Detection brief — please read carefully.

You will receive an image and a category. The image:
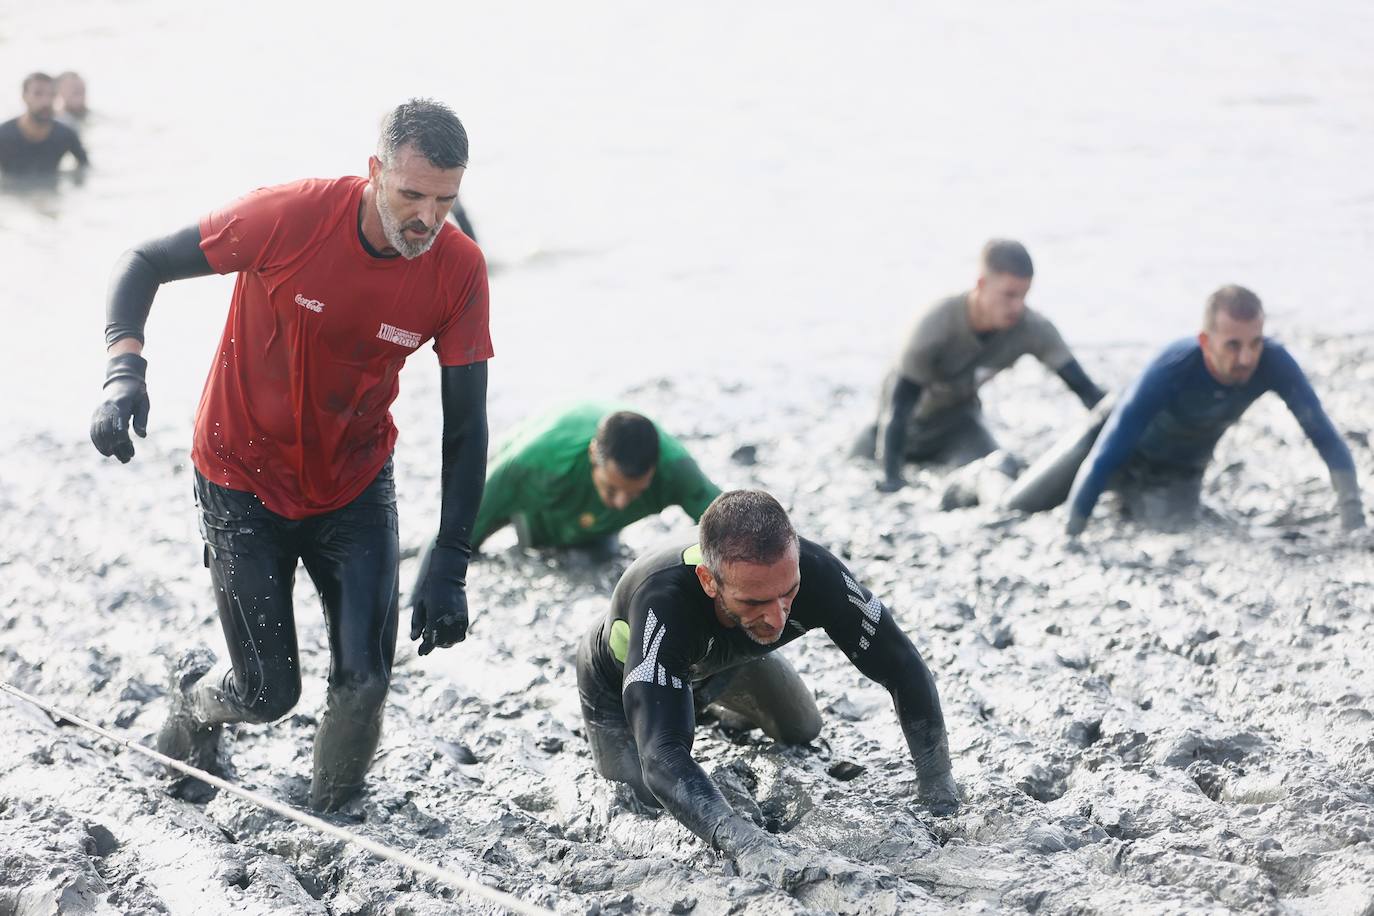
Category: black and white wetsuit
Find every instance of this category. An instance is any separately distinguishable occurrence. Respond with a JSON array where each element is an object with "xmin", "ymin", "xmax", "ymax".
[{"xmin": 576, "ymin": 534, "xmax": 955, "ymax": 846}]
